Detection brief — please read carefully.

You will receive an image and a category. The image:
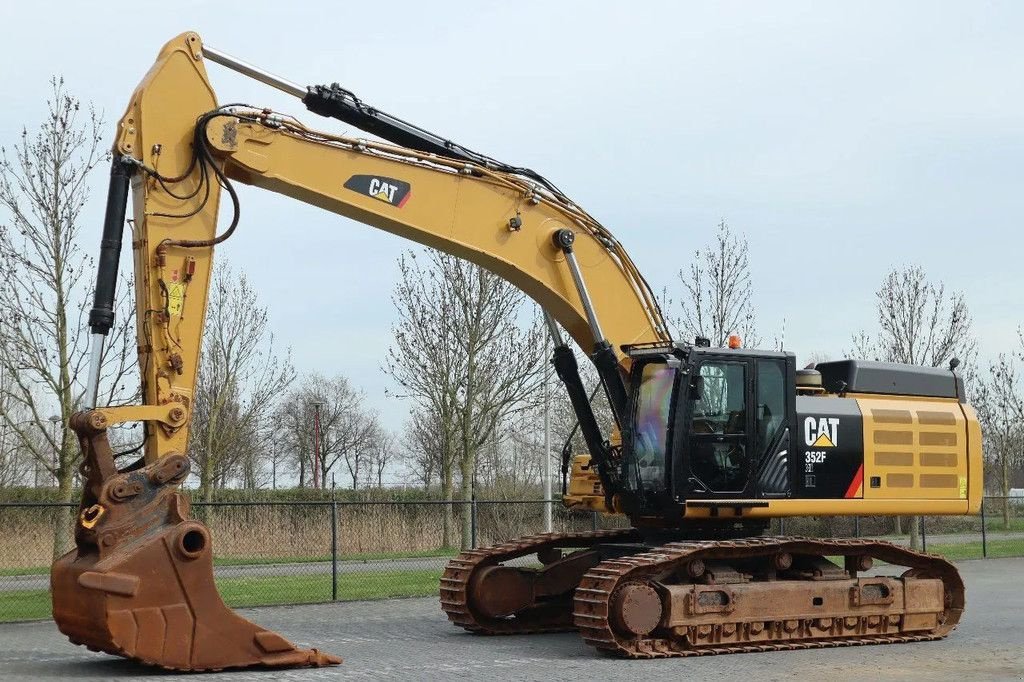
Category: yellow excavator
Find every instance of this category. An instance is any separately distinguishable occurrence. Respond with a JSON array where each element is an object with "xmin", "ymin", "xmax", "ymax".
[{"xmin": 53, "ymin": 32, "xmax": 983, "ymax": 670}]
